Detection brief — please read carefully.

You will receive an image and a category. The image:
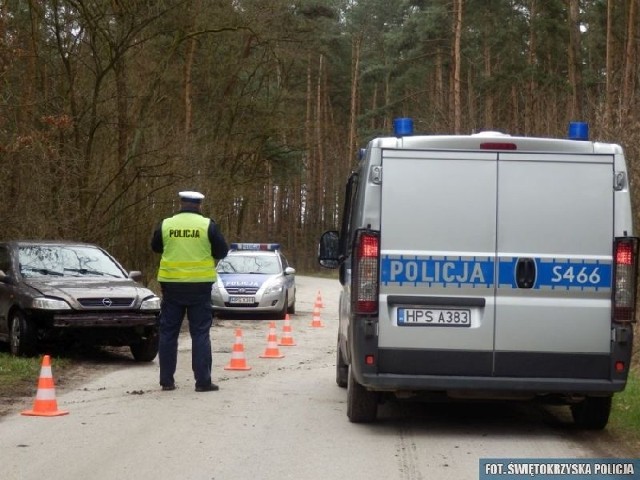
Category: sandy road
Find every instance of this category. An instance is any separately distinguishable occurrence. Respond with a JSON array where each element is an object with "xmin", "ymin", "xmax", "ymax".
[{"xmin": 0, "ymin": 275, "xmax": 634, "ymax": 480}]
